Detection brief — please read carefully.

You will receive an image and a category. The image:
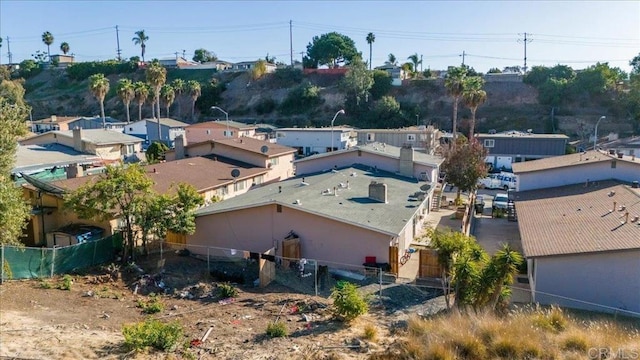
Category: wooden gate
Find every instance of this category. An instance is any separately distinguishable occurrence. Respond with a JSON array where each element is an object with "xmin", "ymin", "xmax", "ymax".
[
  {"xmin": 259, "ymin": 248, "xmax": 276, "ymax": 288},
  {"xmin": 166, "ymin": 231, "xmax": 186, "ymax": 245},
  {"xmin": 282, "ymin": 236, "xmax": 301, "ymax": 268},
  {"xmin": 419, "ymin": 248, "xmax": 442, "ymax": 278},
  {"xmin": 389, "ymin": 246, "xmax": 399, "ymax": 275}
]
